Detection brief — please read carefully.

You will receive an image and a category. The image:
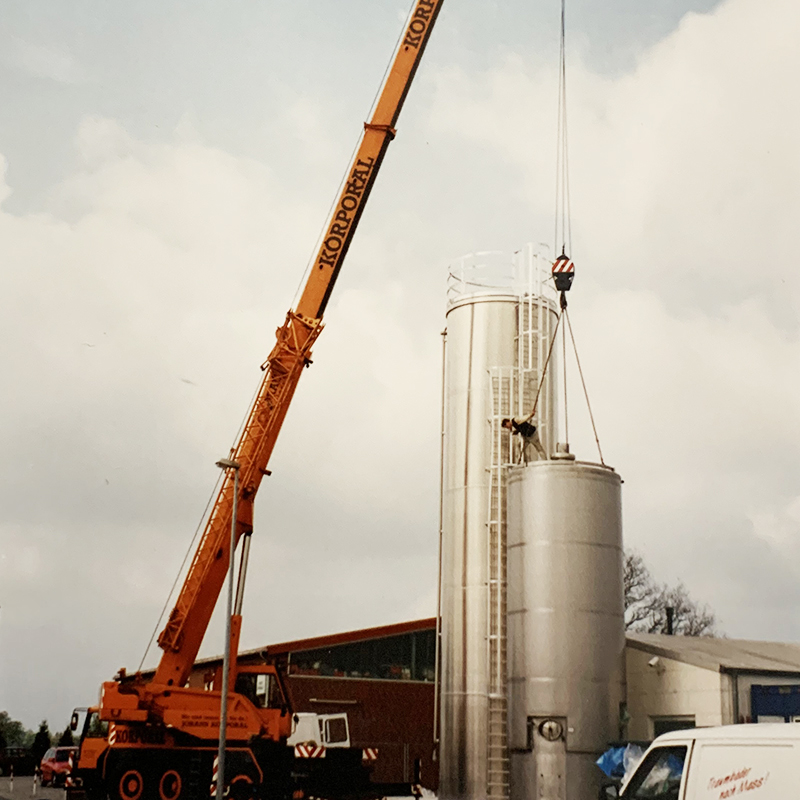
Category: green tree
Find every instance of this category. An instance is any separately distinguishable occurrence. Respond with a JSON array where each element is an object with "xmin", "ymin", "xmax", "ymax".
[
  {"xmin": 0, "ymin": 712, "xmax": 32, "ymax": 748},
  {"xmin": 31, "ymin": 721, "xmax": 52, "ymax": 763},
  {"xmin": 56, "ymin": 728, "xmax": 74, "ymax": 747}
]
